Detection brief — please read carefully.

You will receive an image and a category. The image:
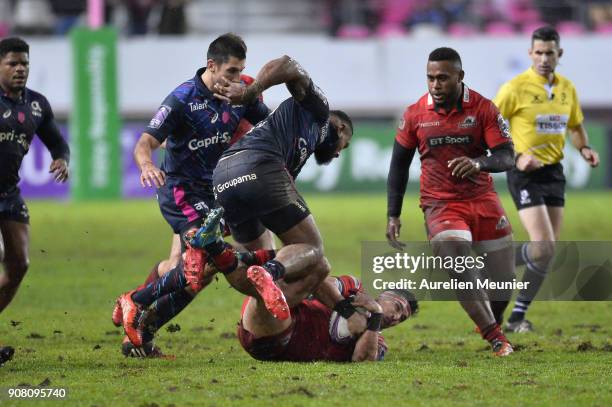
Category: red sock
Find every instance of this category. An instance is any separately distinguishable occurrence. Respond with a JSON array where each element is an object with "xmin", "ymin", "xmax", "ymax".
[
  {"xmin": 481, "ymin": 323, "xmax": 506, "ymax": 343},
  {"xmin": 254, "ymin": 249, "xmax": 276, "ymax": 265},
  {"xmin": 212, "ymin": 249, "xmax": 238, "ymax": 273}
]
